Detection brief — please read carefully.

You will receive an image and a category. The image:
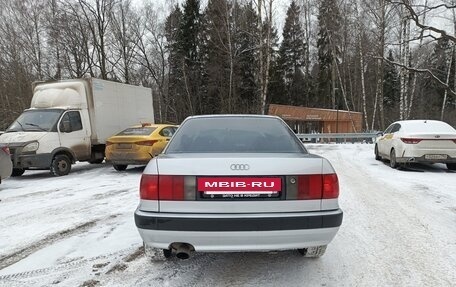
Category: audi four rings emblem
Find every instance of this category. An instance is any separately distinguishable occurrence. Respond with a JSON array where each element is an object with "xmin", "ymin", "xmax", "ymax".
[{"xmin": 230, "ymin": 164, "xmax": 250, "ymax": 170}]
